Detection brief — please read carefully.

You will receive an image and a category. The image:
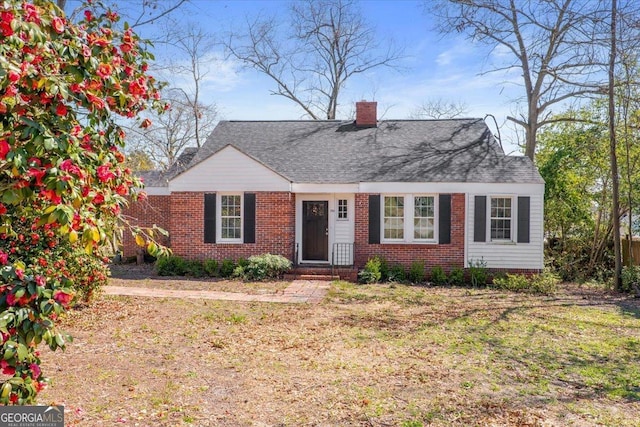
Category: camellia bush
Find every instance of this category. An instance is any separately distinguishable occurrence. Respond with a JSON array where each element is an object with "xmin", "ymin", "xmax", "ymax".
[{"xmin": 0, "ymin": 0, "xmax": 168, "ymax": 404}]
